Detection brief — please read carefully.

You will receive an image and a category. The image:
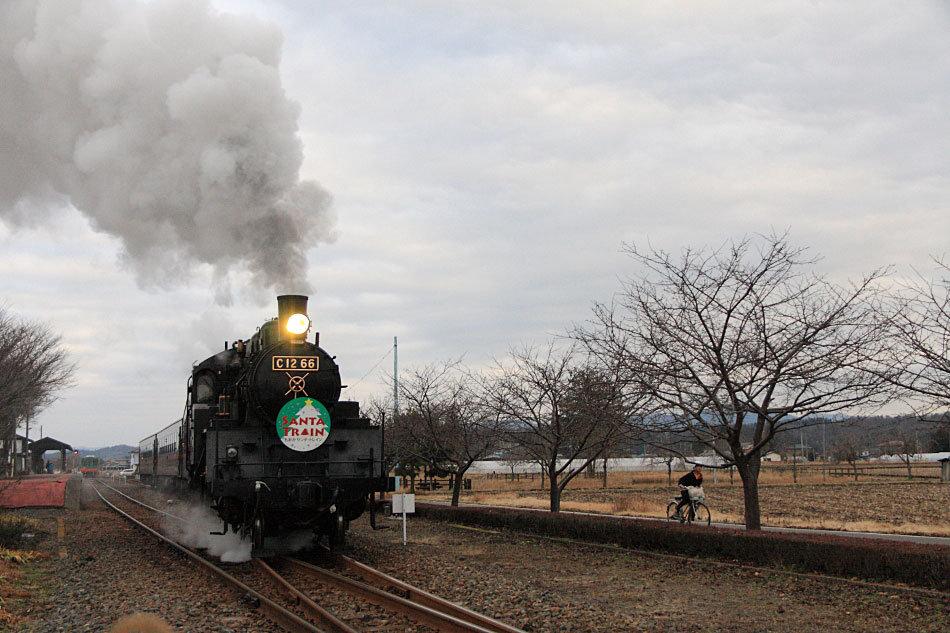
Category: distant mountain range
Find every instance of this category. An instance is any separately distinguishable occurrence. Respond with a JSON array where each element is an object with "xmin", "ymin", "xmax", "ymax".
[{"xmin": 71, "ymin": 445, "xmax": 136, "ymax": 461}]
